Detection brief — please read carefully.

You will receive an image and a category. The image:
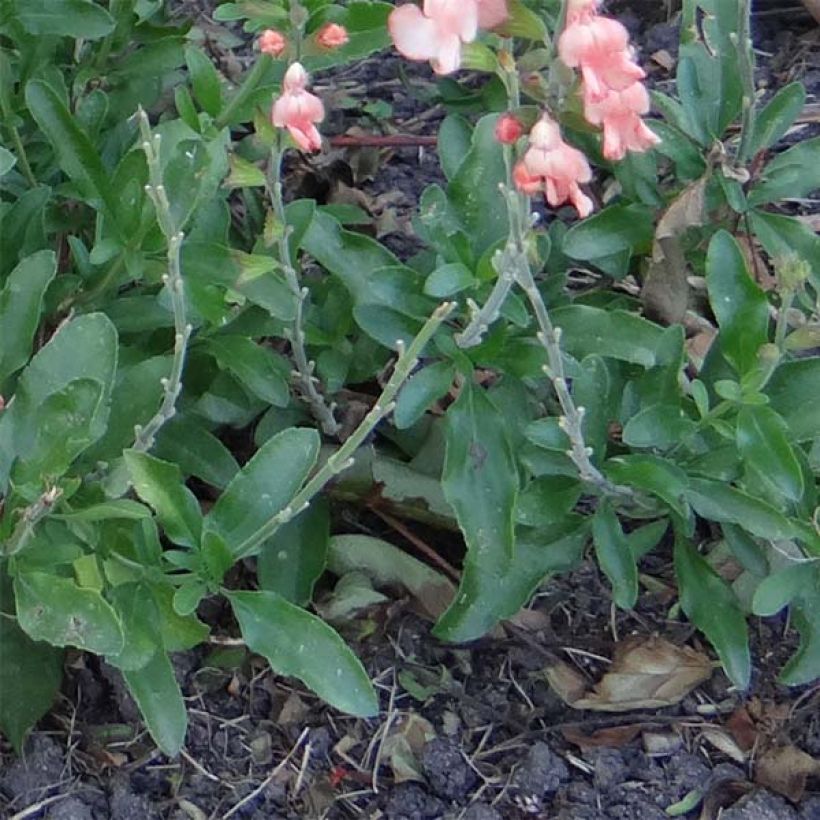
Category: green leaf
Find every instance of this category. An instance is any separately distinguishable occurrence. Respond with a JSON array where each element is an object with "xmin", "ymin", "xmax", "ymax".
[
  {"xmin": 155, "ymin": 416, "xmax": 239, "ymax": 490},
  {"xmin": 592, "ymin": 502, "xmax": 638, "ymax": 609},
  {"xmin": 705, "ymin": 230, "xmax": 769, "ymax": 375},
  {"xmin": 204, "ymin": 336, "xmax": 290, "ymax": 407},
  {"xmin": 622, "ymin": 404, "xmax": 696, "ymax": 449},
  {"xmin": 204, "ymin": 427, "xmax": 320, "ymax": 557},
  {"xmin": 674, "ymin": 538, "xmax": 750, "ymax": 689},
  {"xmin": 736, "ymin": 405, "xmax": 804, "ymax": 502},
  {"xmin": 442, "ymin": 382, "xmax": 518, "ymax": 566},
  {"xmin": 185, "ymin": 45, "xmax": 222, "ymax": 117},
  {"xmin": 151, "ymin": 585, "xmax": 209, "ymax": 651},
  {"xmin": 227, "ymin": 590, "xmax": 378, "ymax": 716},
  {"xmin": 437, "ymin": 114, "xmax": 472, "ymax": 180},
  {"xmin": 563, "ymin": 204, "xmax": 654, "ymax": 261},
  {"xmin": 747, "ymin": 81, "xmax": 806, "ymax": 156},
  {"xmin": 124, "ymin": 451, "xmax": 203, "ymax": 548},
  {"xmin": 766, "ymin": 358, "xmax": 820, "ymax": 441},
  {"xmin": 748, "ymin": 137, "xmax": 820, "ymax": 207},
  {"xmin": 394, "ymin": 361, "xmax": 455, "ymax": 430},
  {"xmin": 550, "ymin": 306, "xmax": 666, "ymax": 367},
  {"xmin": 56, "ymin": 500, "xmax": 152, "ymax": 523},
  {"xmin": 16, "ymin": 0, "xmax": 115, "ymax": 39},
  {"xmin": 15, "ymin": 572, "xmax": 124, "ymax": 656},
  {"xmin": 0, "ymin": 616, "xmax": 63, "ymax": 752},
  {"xmin": 752, "ymin": 563, "xmax": 807, "ymax": 617},
  {"xmin": 604, "ymin": 455, "xmax": 689, "ymax": 518},
  {"xmin": 435, "ymin": 519, "xmax": 588, "ymax": 640},
  {"xmin": 257, "ymin": 499, "xmax": 329, "ymax": 606},
  {"xmin": 0, "ymin": 146, "xmax": 16, "ymax": 176},
  {"xmin": 106, "ymin": 584, "xmax": 160, "ymax": 672},
  {"xmin": 122, "ymin": 650, "xmax": 187, "ymax": 756},
  {"xmin": 424, "ymin": 262, "xmax": 475, "ymax": 298},
  {"xmin": 448, "ymin": 114, "xmax": 509, "ymax": 256},
  {"xmin": 781, "ymin": 580, "xmax": 820, "ymax": 686},
  {"xmin": 25, "ymin": 81, "xmax": 120, "ymax": 228},
  {"xmin": 0, "ymin": 251, "xmax": 57, "ymax": 385},
  {"xmin": 686, "ymin": 479, "xmax": 801, "ymax": 542}
]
